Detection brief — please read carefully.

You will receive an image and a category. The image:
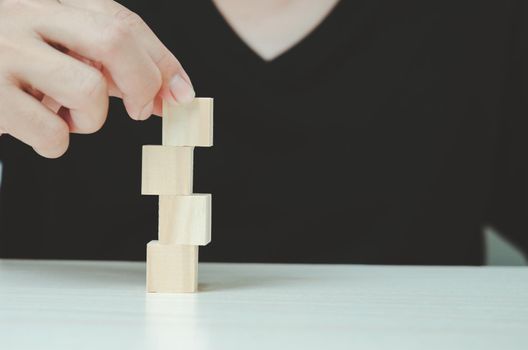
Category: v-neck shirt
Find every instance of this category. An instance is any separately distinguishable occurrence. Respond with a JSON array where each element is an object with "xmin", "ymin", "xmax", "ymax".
[{"xmin": 1, "ymin": 0, "xmax": 527, "ymax": 264}]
